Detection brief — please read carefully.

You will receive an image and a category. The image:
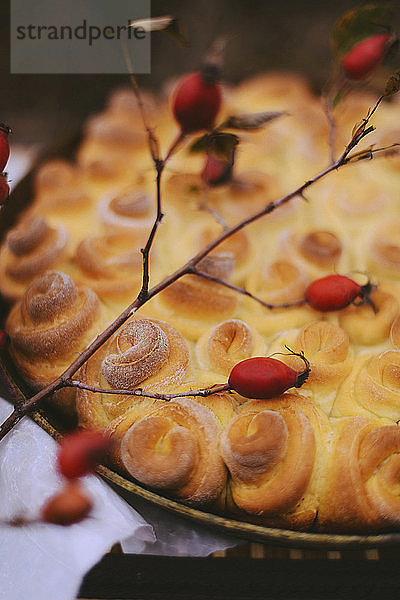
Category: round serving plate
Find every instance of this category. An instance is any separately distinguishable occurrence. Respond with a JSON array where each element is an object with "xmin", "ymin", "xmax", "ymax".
[{"xmin": 2, "ymin": 138, "xmax": 400, "ymax": 551}]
